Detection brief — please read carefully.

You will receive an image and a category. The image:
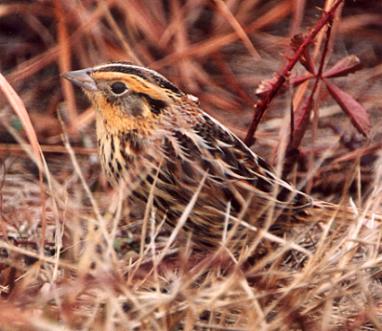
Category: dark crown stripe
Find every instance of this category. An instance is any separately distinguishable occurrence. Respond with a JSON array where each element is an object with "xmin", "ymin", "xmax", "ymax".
[{"xmin": 94, "ymin": 64, "xmax": 183, "ymax": 95}]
